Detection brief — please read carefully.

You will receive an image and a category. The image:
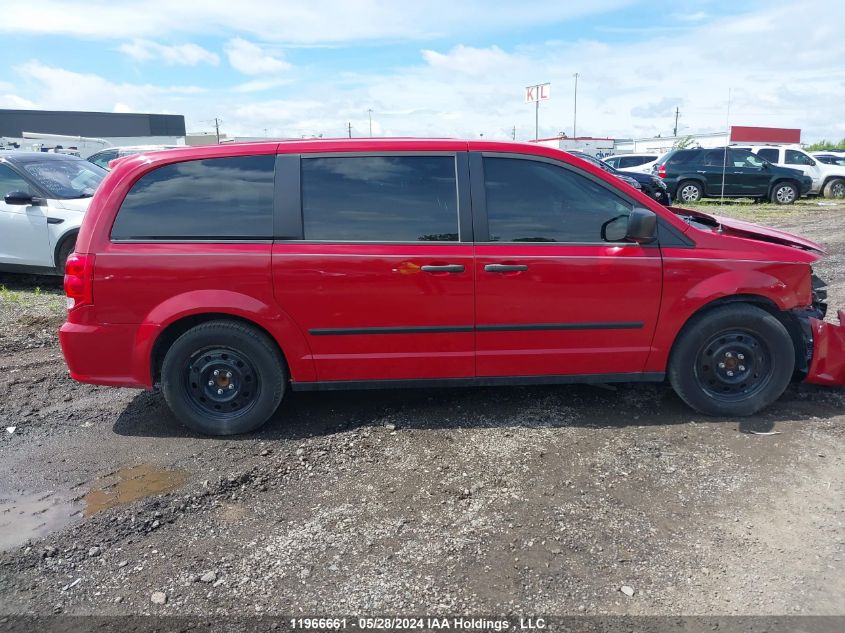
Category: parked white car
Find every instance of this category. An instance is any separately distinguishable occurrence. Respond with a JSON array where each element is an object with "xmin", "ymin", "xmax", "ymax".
[
  {"xmin": 0, "ymin": 153, "xmax": 106, "ymax": 274},
  {"xmin": 736, "ymin": 145, "xmax": 845, "ymax": 199},
  {"xmin": 602, "ymin": 153, "xmax": 660, "ymax": 173},
  {"xmin": 87, "ymin": 145, "xmax": 182, "ymax": 170}
]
